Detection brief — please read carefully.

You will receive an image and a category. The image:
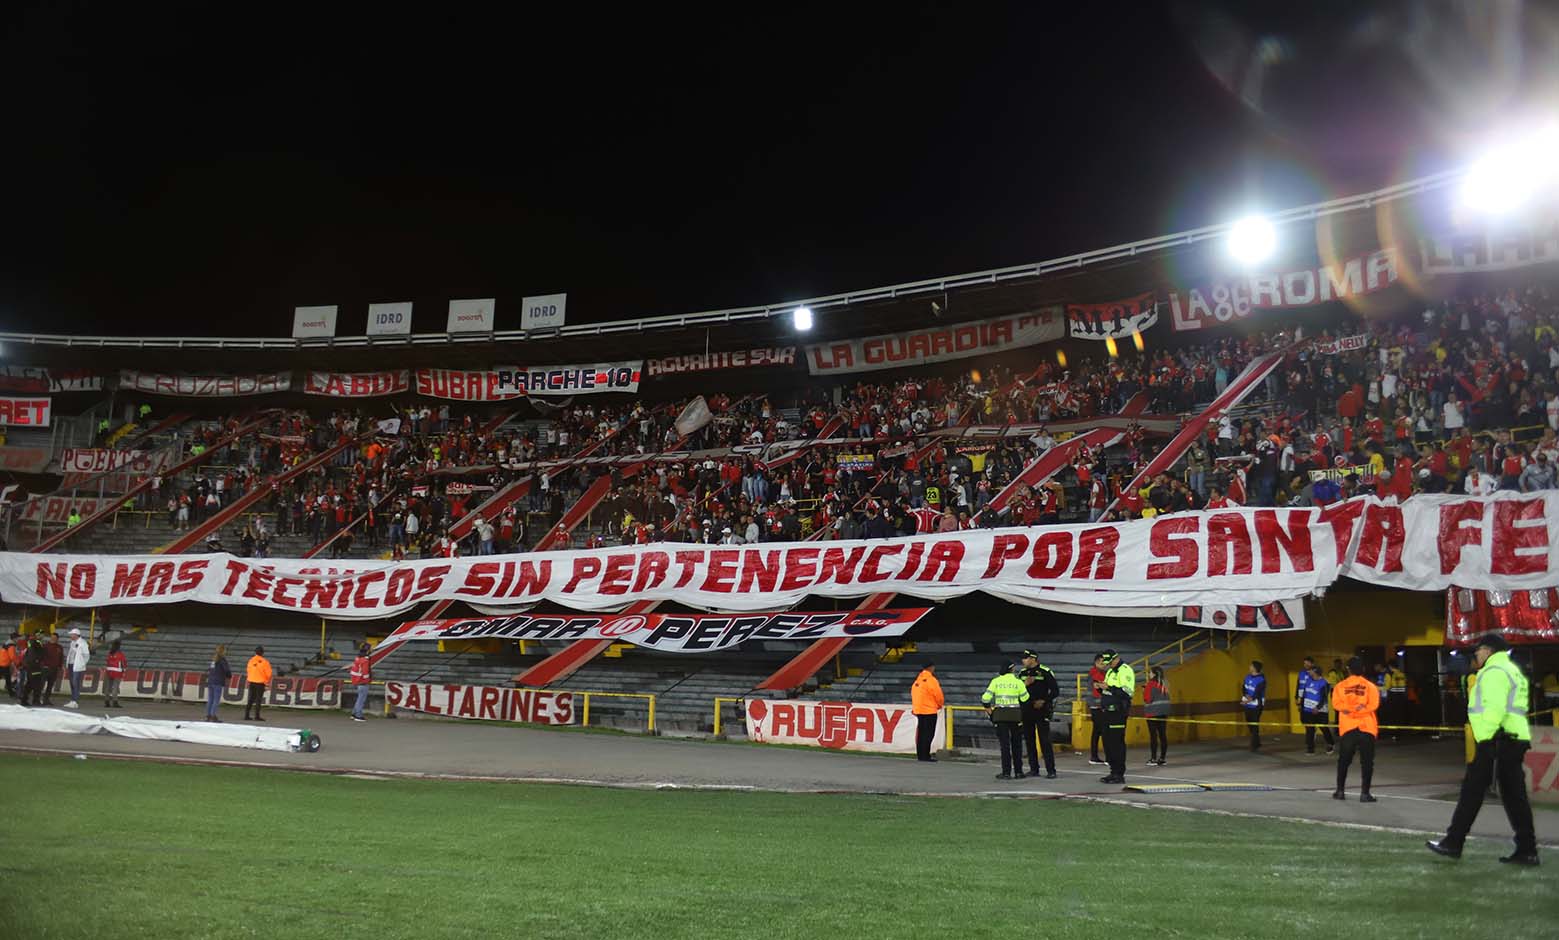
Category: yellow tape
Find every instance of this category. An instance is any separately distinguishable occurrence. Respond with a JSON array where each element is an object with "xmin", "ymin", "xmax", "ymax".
[{"xmin": 1145, "ymin": 715, "xmax": 1462, "ymax": 734}]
